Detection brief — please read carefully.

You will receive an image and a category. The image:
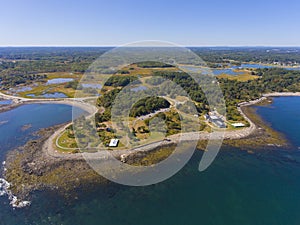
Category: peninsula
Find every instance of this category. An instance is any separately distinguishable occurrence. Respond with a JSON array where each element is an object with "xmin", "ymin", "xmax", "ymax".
[{"xmin": 1, "ymin": 47, "xmax": 300, "ymax": 205}]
